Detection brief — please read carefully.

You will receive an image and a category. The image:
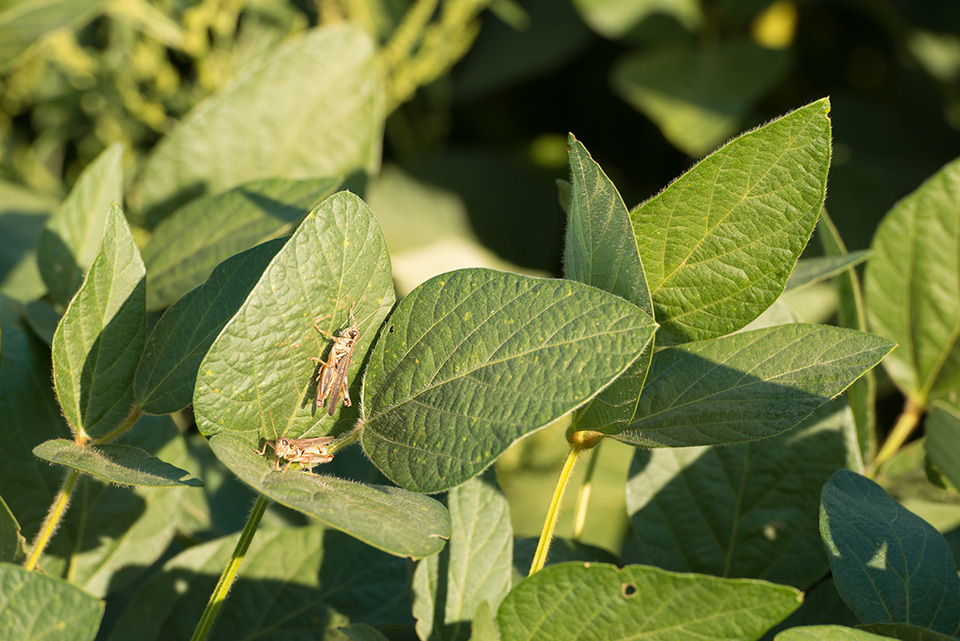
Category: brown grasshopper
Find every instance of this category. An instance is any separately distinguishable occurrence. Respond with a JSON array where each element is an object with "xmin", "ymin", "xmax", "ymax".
[
  {"xmin": 258, "ymin": 411, "xmax": 335, "ymax": 471},
  {"xmin": 308, "ymin": 304, "xmax": 370, "ymax": 416}
]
